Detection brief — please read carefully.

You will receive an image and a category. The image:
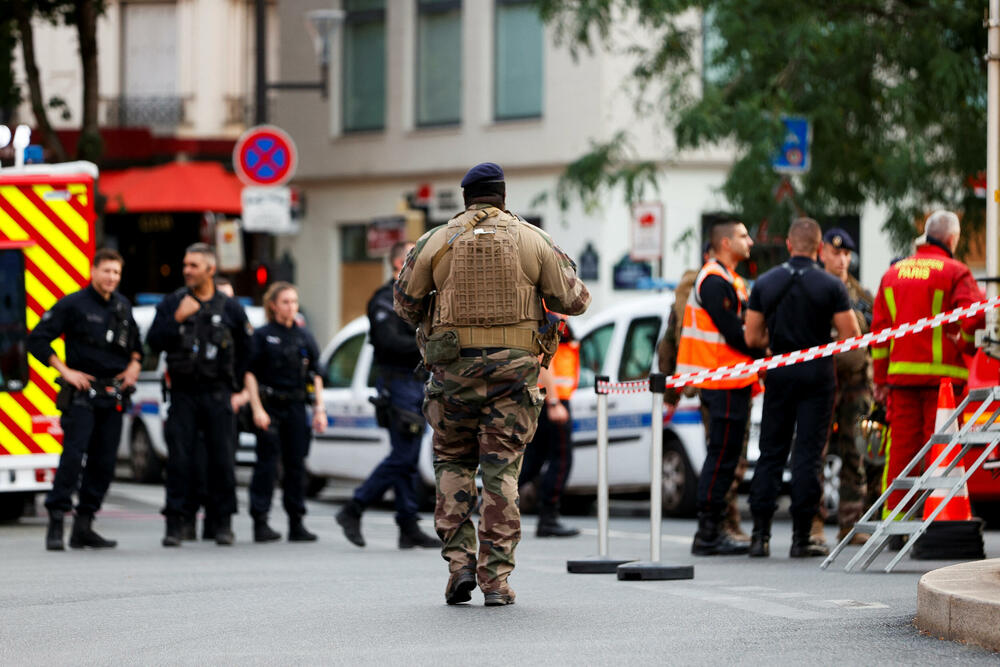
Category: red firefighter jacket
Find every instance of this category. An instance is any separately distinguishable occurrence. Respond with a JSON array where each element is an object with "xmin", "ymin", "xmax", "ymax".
[{"xmin": 871, "ymin": 242, "xmax": 984, "ymax": 387}]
